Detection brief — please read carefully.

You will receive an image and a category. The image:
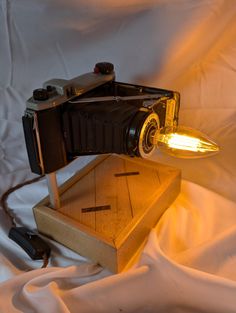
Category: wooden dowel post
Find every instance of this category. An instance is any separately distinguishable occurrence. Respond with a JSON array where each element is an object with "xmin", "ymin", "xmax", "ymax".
[{"xmin": 46, "ymin": 172, "xmax": 60, "ymax": 209}]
